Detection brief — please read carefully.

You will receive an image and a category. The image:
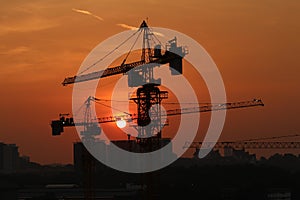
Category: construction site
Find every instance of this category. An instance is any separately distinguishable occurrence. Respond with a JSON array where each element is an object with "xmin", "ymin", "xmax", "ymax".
[{"xmin": 42, "ymin": 21, "xmax": 300, "ymax": 200}]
